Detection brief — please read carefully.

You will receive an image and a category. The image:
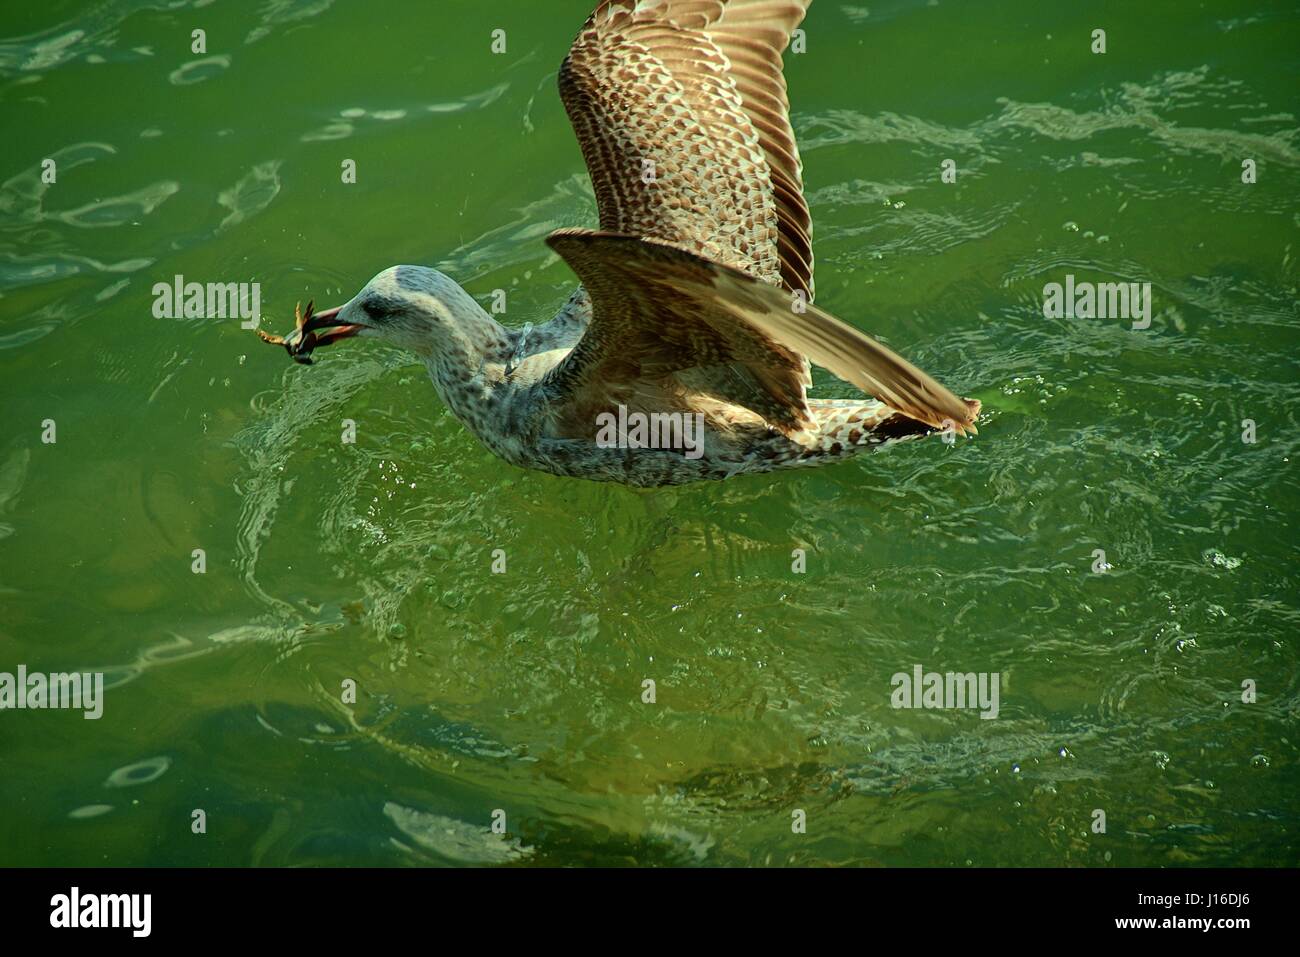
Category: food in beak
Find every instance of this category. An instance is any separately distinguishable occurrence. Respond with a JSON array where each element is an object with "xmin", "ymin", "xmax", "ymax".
[{"xmin": 256, "ymin": 300, "xmax": 362, "ymax": 365}]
